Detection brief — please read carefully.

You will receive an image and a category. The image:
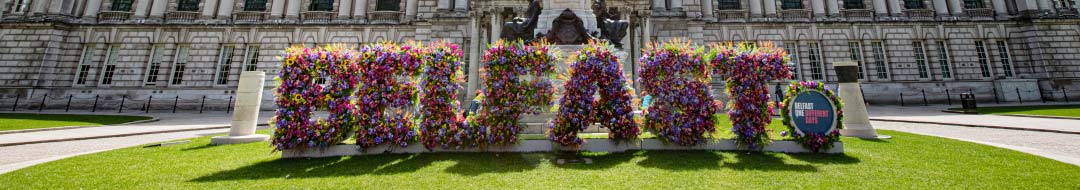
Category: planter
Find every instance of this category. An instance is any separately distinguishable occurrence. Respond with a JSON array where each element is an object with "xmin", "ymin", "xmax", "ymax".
[{"xmin": 281, "ymin": 139, "xmax": 844, "ymax": 158}]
